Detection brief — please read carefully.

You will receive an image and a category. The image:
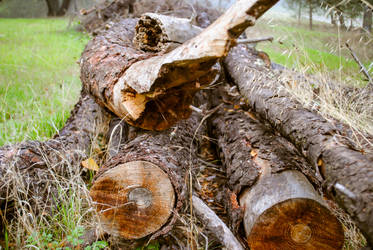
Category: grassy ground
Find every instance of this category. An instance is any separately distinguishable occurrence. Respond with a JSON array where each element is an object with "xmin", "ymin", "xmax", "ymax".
[
  {"xmin": 248, "ymin": 18, "xmax": 373, "ymax": 81},
  {"xmin": 0, "ymin": 18, "xmax": 89, "ymax": 146}
]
